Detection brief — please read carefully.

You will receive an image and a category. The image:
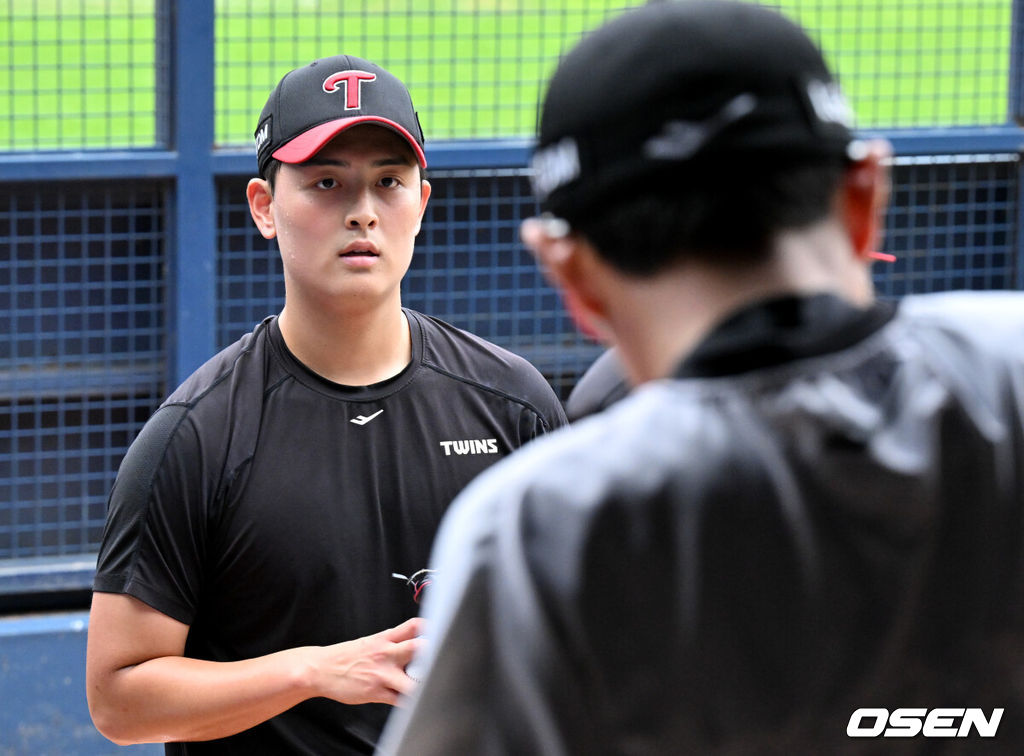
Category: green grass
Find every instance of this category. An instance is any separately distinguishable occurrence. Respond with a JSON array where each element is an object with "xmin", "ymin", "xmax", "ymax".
[{"xmin": 0, "ymin": 0, "xmax": 1013, "ymax": 152}]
